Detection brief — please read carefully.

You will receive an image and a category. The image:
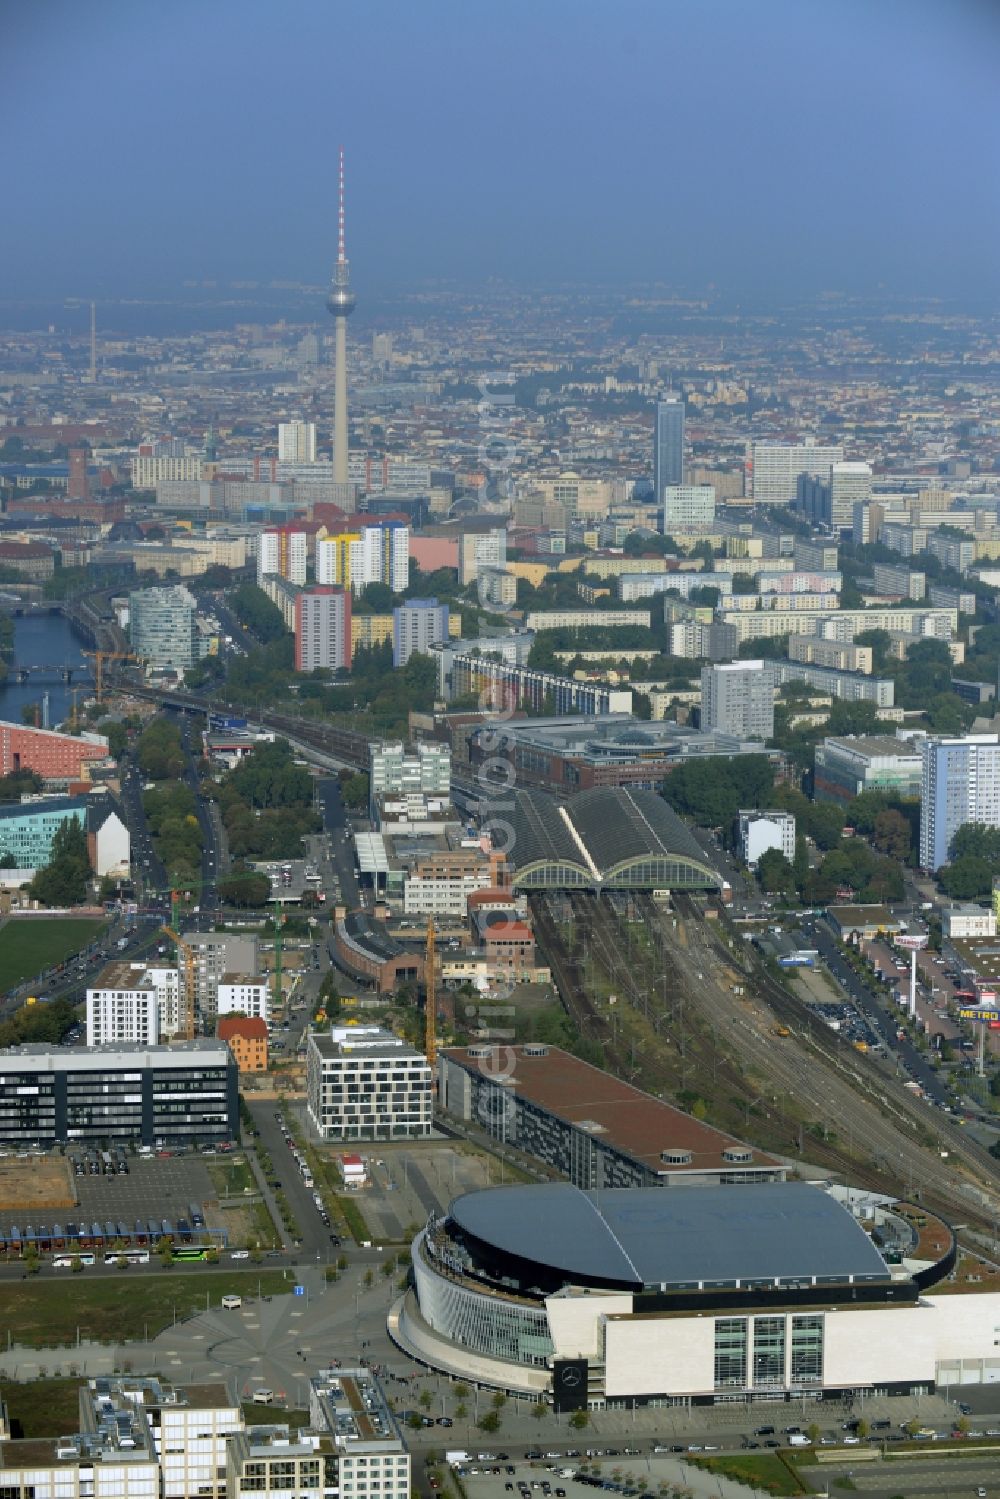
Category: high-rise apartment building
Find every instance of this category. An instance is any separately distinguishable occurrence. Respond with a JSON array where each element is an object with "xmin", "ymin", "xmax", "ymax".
[
  {"xmin": 294, "ymin": 585, "xmax": 352, "ymax": 672},
  {"xmin": 257, "ymin": 527, "xmax": 308, "ymax": 586},
  {"xmin": 86, "ymin": 962, "xmax": 163, "ymax": 1047},
  {"xmin": 661, "ymin": 484, "xmax": 715, "ymax": 529},
  {"xmin": 700, "ymin": 660, "xmax": 775, "ymax": 741},
  {"xmin": 277, "ymin": 420, "xmax": 317, "ymax": 464},
  {"xmin": 751, "ymin": 440, "xmax": 844, "ymax": 506},
  {"xmin": 653, "ymin": 397, "xmax": 685, "ymax": 499},
  {"xmin": 392, "ymin": 599, "xmax": 449, "ymax": 667},
  {"xmin": 919, "ymin": 734, "xmax": 1000, "ymax": 872},
  {"xmin": 458, "ymin": 527, "xmax": 508, "ymax": 584},
  {"xmin": 129, "ymin": 585, "xmax": 202, "ymax": 672},
  {"xmin": 316, "ymin": 521, "xmax": 409, "ymax": 593},
  {"xmin": 829, "ymin": 461, "xmax": 872, "ymax": 530},
  {"xmin": 181, "ymin": 931, "xmax": 259, "ymax": 1026}
]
